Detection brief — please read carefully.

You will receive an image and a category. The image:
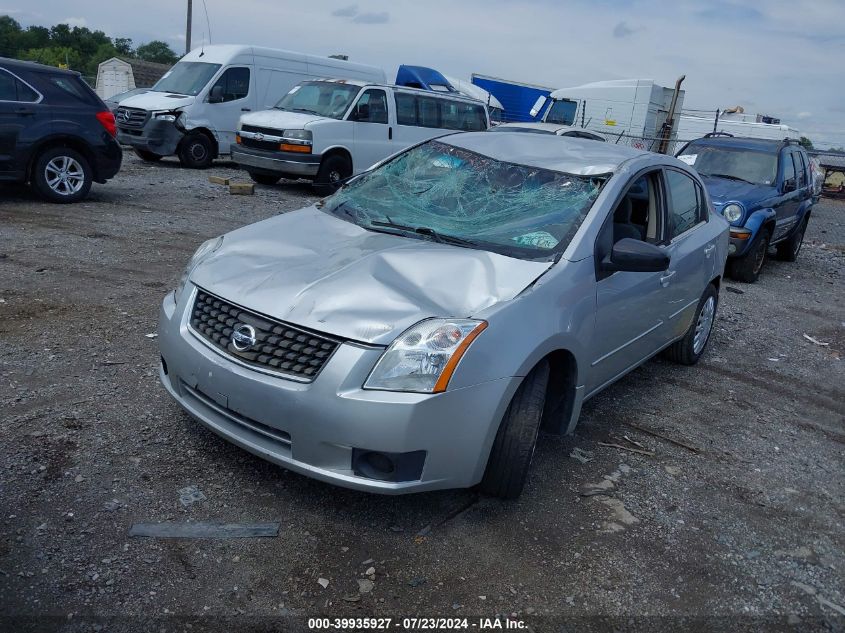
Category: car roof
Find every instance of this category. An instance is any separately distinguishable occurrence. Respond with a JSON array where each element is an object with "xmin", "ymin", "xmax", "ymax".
[
  {"xmin": 686, "ymin": 135, "xmax": 798, "ymax": 153},
  {"xmin": 0, "ymin": 56, "xmax": 78, "ymax": 76},
  {"xmin": 441, "ymin": 131, "xmax": 649, "ymax": 175},
  {"xmin": 310, "ymin": 78, "xmax": 486, "ymax": 105}
]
